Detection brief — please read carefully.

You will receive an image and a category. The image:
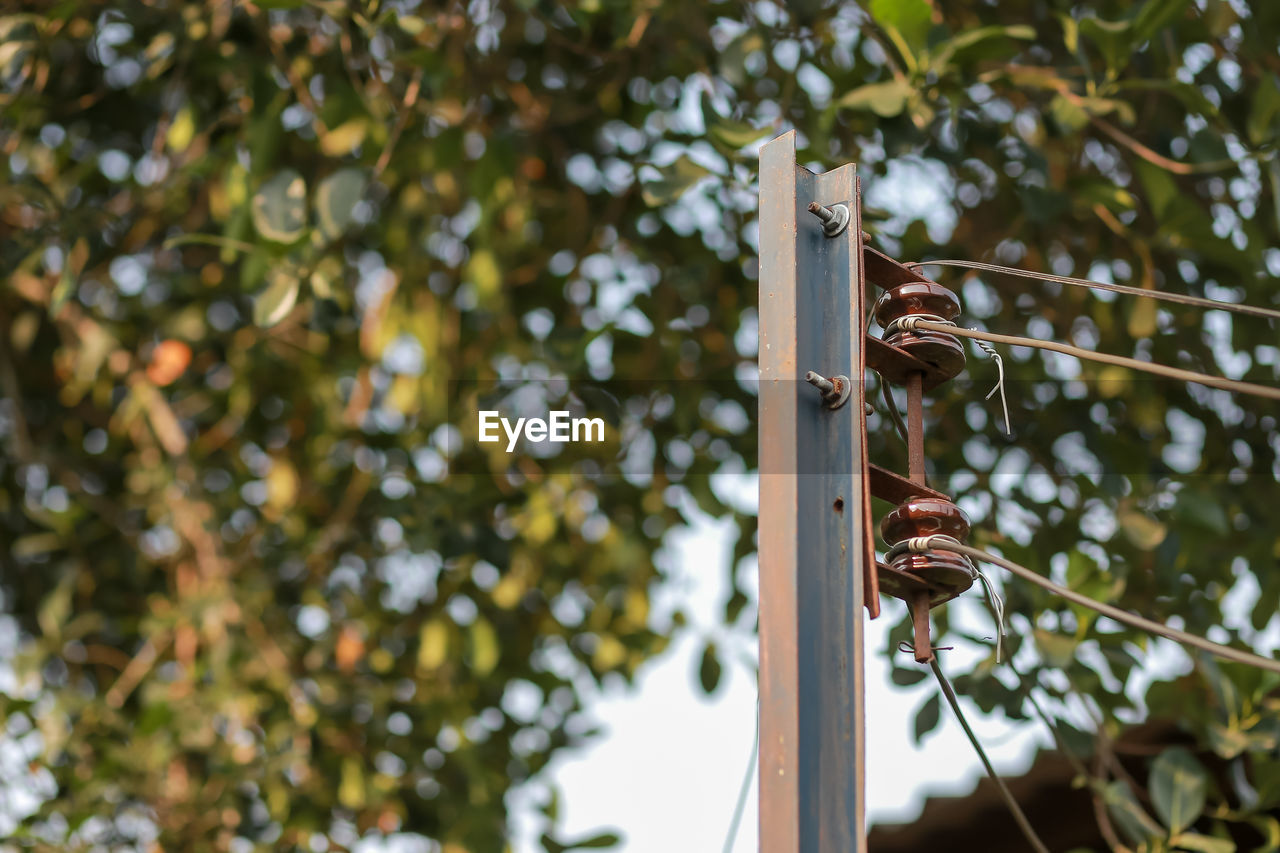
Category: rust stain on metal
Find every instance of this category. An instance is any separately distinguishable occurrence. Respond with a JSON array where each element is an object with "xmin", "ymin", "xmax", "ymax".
[
  {"xmin": 868, "ymin": 462, "xmax": 950, "ymax": 505},
  {"xmin": 906, "ymin": 372, "xmax": 926, "ymax": 485}
]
